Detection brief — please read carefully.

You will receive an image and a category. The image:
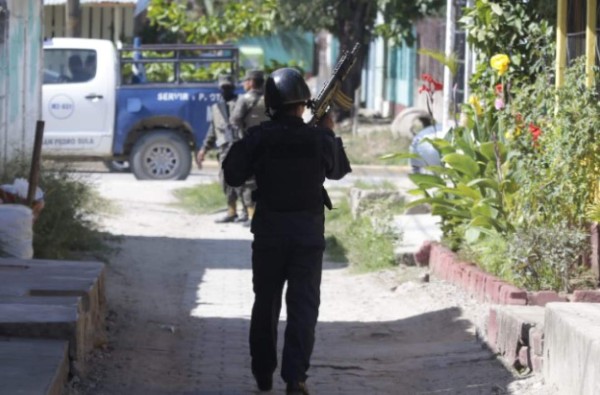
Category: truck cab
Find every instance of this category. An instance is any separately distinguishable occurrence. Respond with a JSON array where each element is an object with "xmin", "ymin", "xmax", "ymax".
[
  {"xmin": 42, "ymin": 38, "xmax": 240, "ymax": 180},
  {"xmin": 43, "ymin": 38, "xmax": 117, "ymax": 158}
]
